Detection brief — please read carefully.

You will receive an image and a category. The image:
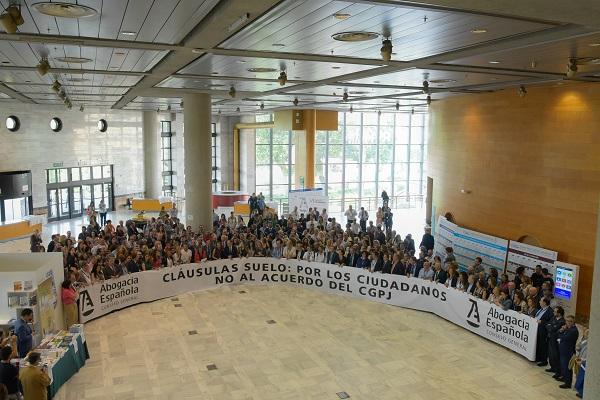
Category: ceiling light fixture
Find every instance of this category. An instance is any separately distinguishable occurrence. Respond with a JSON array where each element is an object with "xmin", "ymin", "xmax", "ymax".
[
  {"xmin": 349, "ymin": 105, "xmax": 353, "ymax": 113},
  {"xmin": 380, "ymin": 38, "xmax": 393, "ymax": 62},
  {"xmin": 32, "ymin": 2, "xmax": 98, "ymax": 18},
  {"xmin": 0, "ymin": 4, "xmax": 24, "ymax": 34},
  {"xmin": 422, "ymin": 80, "xmax": 429, "ymax": 94},
  {"xmin": 277, "ymin": 70, "xmax": 287, "ymax": 86},
  {"xmin": 227, "ymin": 12, "xmax": 250, "ymax": 33},
  {"xmin": 272, "ymin": 43, "xmax": 285, "ymax": 47},
  {"xmin": 395, "ymin": 101, "xmax": 399, "ymax": 111},
  {"xmin": 332, "ymin": 31, "xmax": 379, "ymax": 42},
  {"xmin": 236, "ymin": 107, "xmax": 240, "ymax": 112},
  {"xmin": 120, "ymin": 31, "xmax": 137, "ymax": 36},
  {"xmin": 260, "ymin": 102, "xmax": 264, "ymax": 110},
  {"xmin": 331, "ymin": 66, "xmax": 341, "ymax": 69},
  {"xmin": 55, "ymin": 56, "xmax": 93, "ymax": 63},
  {"xmin": 333, "ymin": 13, "xmax": 351, "ymax": 20},
  {"xmin": 36, "ymin": 57, "xmax": 50, "ymax": 76},
  {"xmin": 228, "ymin": 86, "xmax": 236, "ymax": 98},
  {"xmin": 488, "ymin": 60, "xmax": 500, "ymax": 64},
  {"xmin": 293, "ymin": 97, "xmax": 299, "ymax": 106},
  {"xmin": 342, "ymin": 91, "xmax": 349, "ymax": 102},
  {"xmin": 471, "ymin": 28, "xmax": 487, "ymax": 34},
  {"xmin": 411, "ymin": 107, "xmax": 415, "ymax": 115},
  {"xmin": 566, "ymin": 57, "xmax": 578, "ymax": 78},
  {"xmin": 518, "ymin": 85, "xmax": 527, "ymax": 97},
  {"xmin": 430, "ymin": 79, "xmax": 457, "ymax": 84},
  {"xmin": 236, "ymin": 60, "xmax": 247, "ymax": 64},
  {"xmin": 51, "ymin": 80, "xmax": 61, "ymax": 93},
  {"xmin": 247, "ymin": 67, "xmax": 277, "ymax": 73},
  {"xmin": 79, "ymin": 104, "xmax": 84, "ymax": 112},
  {"xmin": 426, "ymin": 95, "xmax": 432, "ymax": 106}
]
